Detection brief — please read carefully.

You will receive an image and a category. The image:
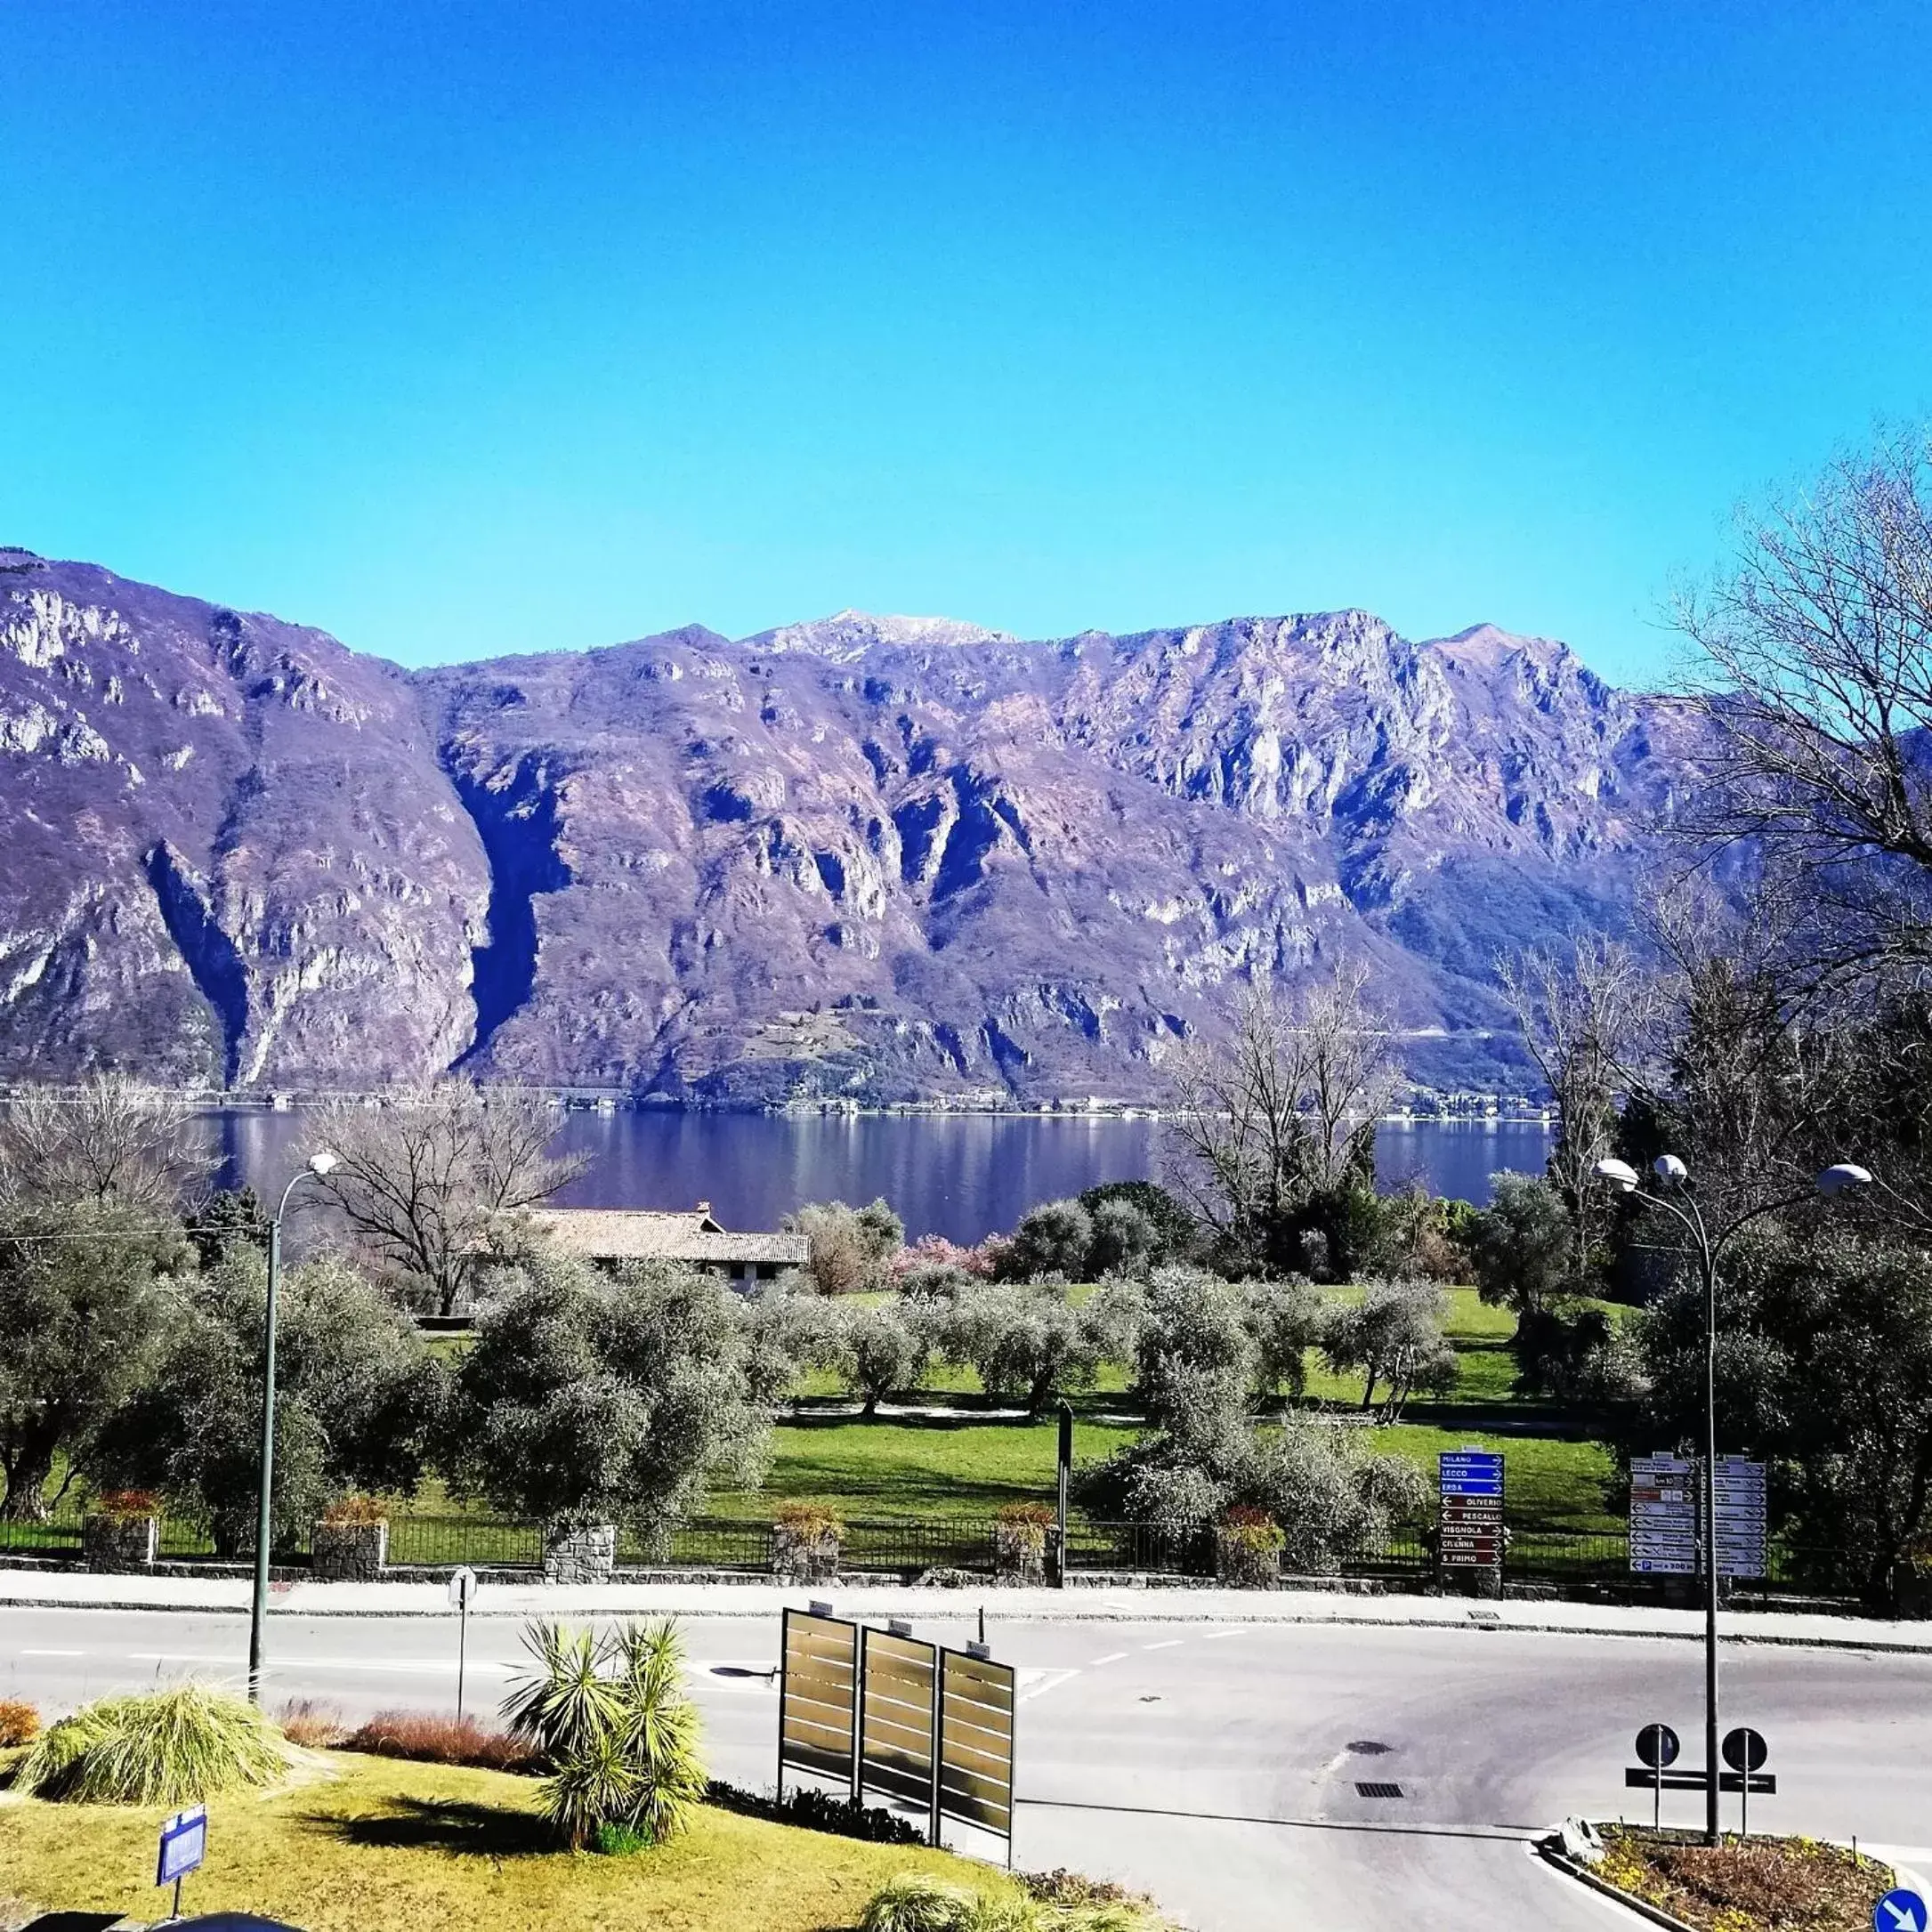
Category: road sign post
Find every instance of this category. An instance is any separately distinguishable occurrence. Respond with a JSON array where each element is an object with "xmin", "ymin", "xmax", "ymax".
[
  {"xmin": 448, "ymin": 1566, "xmax": 478, "ymax": 1723},
  {"xmin": 1633, "ymin": 1723, "xmax": 1679, "ymax": 1830},
  {"xmin": 1721, "ymin": 1726, "xmax": 1768, "ymax": 1838},
  {"xmin": 1438, "ymin": 1449, "xmax": 1505, "ymax": 1595},
  {"xmin": 156, "ymin": 1802, "xmax": 206, "ymax": 1923}
]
